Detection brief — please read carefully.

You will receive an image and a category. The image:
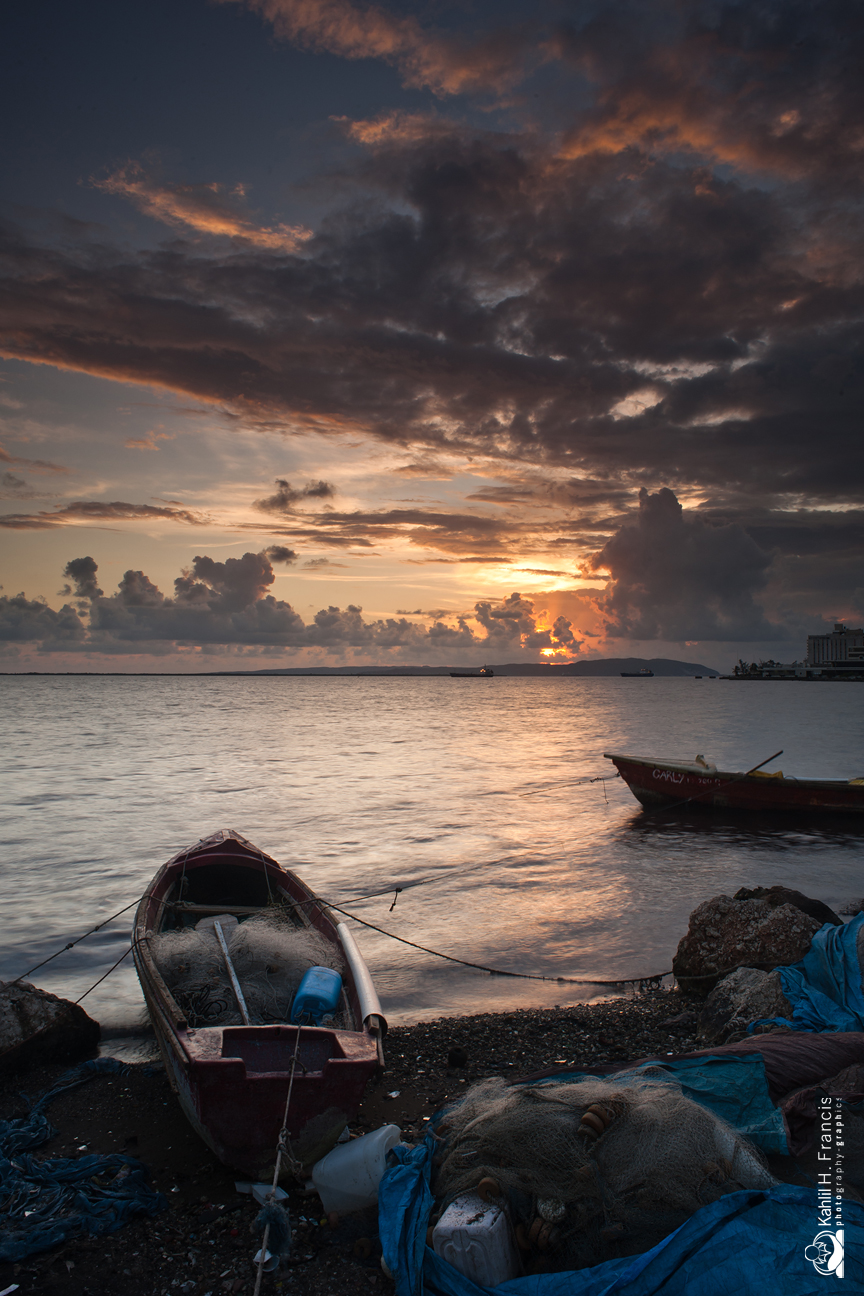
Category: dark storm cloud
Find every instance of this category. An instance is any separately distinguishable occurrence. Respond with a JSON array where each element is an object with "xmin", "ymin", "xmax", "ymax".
[
  {"xmin": 0, "ymin": 501, "xmax": 207, "ymax": 529},
  {"xmin": 254, "ymin": 478, "xmax": 336, "ymax": 514},
  {"xmin": 552, "ymin": 0, "xmax": 864, "ymax": 184},
  {"xmin": 0, "ymin": 0, "xmax": 862, "ymax": 568},
  {"xmin": 0, "ymin": 594, "xmax": 86, "ymax": 645},
  {"xmin": 12, "ymin": 555, "xmax": 580, "ymax": 659},
  {"xmin": 588, "ymin": 487, "xmax": 781, "ymax": 641}
]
